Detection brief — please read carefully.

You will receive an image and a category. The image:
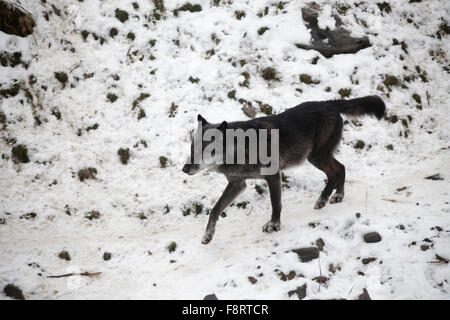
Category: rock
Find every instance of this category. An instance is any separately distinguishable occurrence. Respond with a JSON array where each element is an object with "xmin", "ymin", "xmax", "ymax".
[
  {"xmin": 248, "ymin": 276, "xmax": 257, "ymax": 284},
  {"xmin": 203, "ymin": 293, "xmax": 218, "ymax": 300},
  {"xmin": 425, "ymin": 173, "xmax": 443, "ymax": 181},
  {"xmin": 292, "ymin": 247, "xmax": 319, "ymax": 262},
  {"xmin": 20, "ymin": 212, "xmax": 36, "ymax": 220},
  {"xmin": 85, "ymin": 210, "xmax": 101, "ymax": 220},
  {"xmin": 358, "ymin": 288, "xmax": 371, "ymax": 300},
  {"xmin": 295, "ymin": 4, "xmax": 371, "ymax": 58},
  {"xmin": 315, "ymin": 238, "xmax": 325, "ymax": 251},
  {"xmin": 3, "ymin": 284, "xmax": 25, "ymax": 300},
  {"xmin": 11, "ymin": 144, "xmax": 30, "ymax": 163},
  {"xmin": 288, "ymin": 284, "xmax": 307, "ymax": 300},
  {"xmin": 363, "ymin": 232, "xmax": 382, "ymax": 243},
  {"xmin": 117, "ymin": 148, "xmax": 130, "ymax": 165},
  {"xmin": 241, "ymin": 105, "xmax": 256, "ymax": 118},
  {"xmin": 78, "ymin": 167, "xmax": 97, "ymax": 182},
  {"xmin": 362, "ymin": 257, "xmax": 377, "ymax": 265},
  {"xmin": 0, "ymin": 1, "xmax": 35, "ymax": 37},
  {"xmin": 58, "ymin": 250, "xmax": 71, "ymax": 261},
  {"xmin": 103, "ymin": 252, "xmax": 112, "ymax": 261},
  {"xmin": 313, "ymin": 276, "xmax": 328, "ymax": 284}
]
